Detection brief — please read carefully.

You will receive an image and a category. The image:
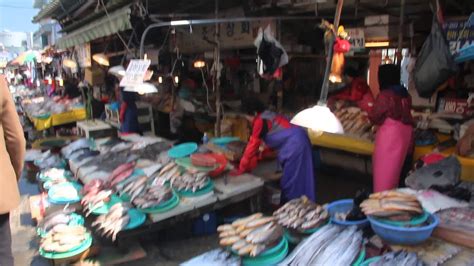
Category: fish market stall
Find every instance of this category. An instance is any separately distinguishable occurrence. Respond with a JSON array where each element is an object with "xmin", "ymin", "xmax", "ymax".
[
  {"xmin": 58, "ymin": 136, "xmax": 264, "ymax": 248},
  {"xmin": 21, "ymin": 96, "xmax": 86, "ymax": 131}
]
